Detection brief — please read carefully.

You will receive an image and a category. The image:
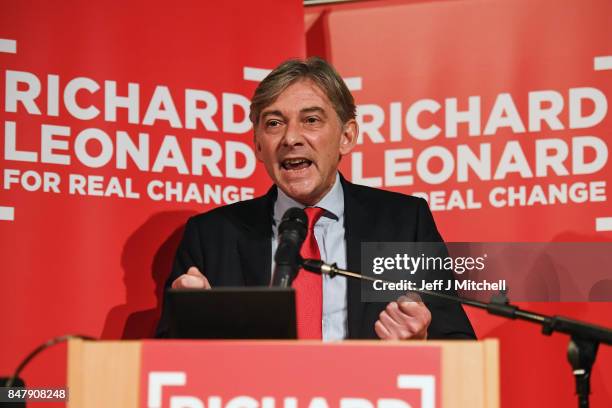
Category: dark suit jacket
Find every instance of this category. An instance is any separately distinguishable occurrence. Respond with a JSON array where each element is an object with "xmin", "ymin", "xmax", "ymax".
[{"xmin": 156, "ymin": 176, "xmax": 475, "ymax": 339}]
